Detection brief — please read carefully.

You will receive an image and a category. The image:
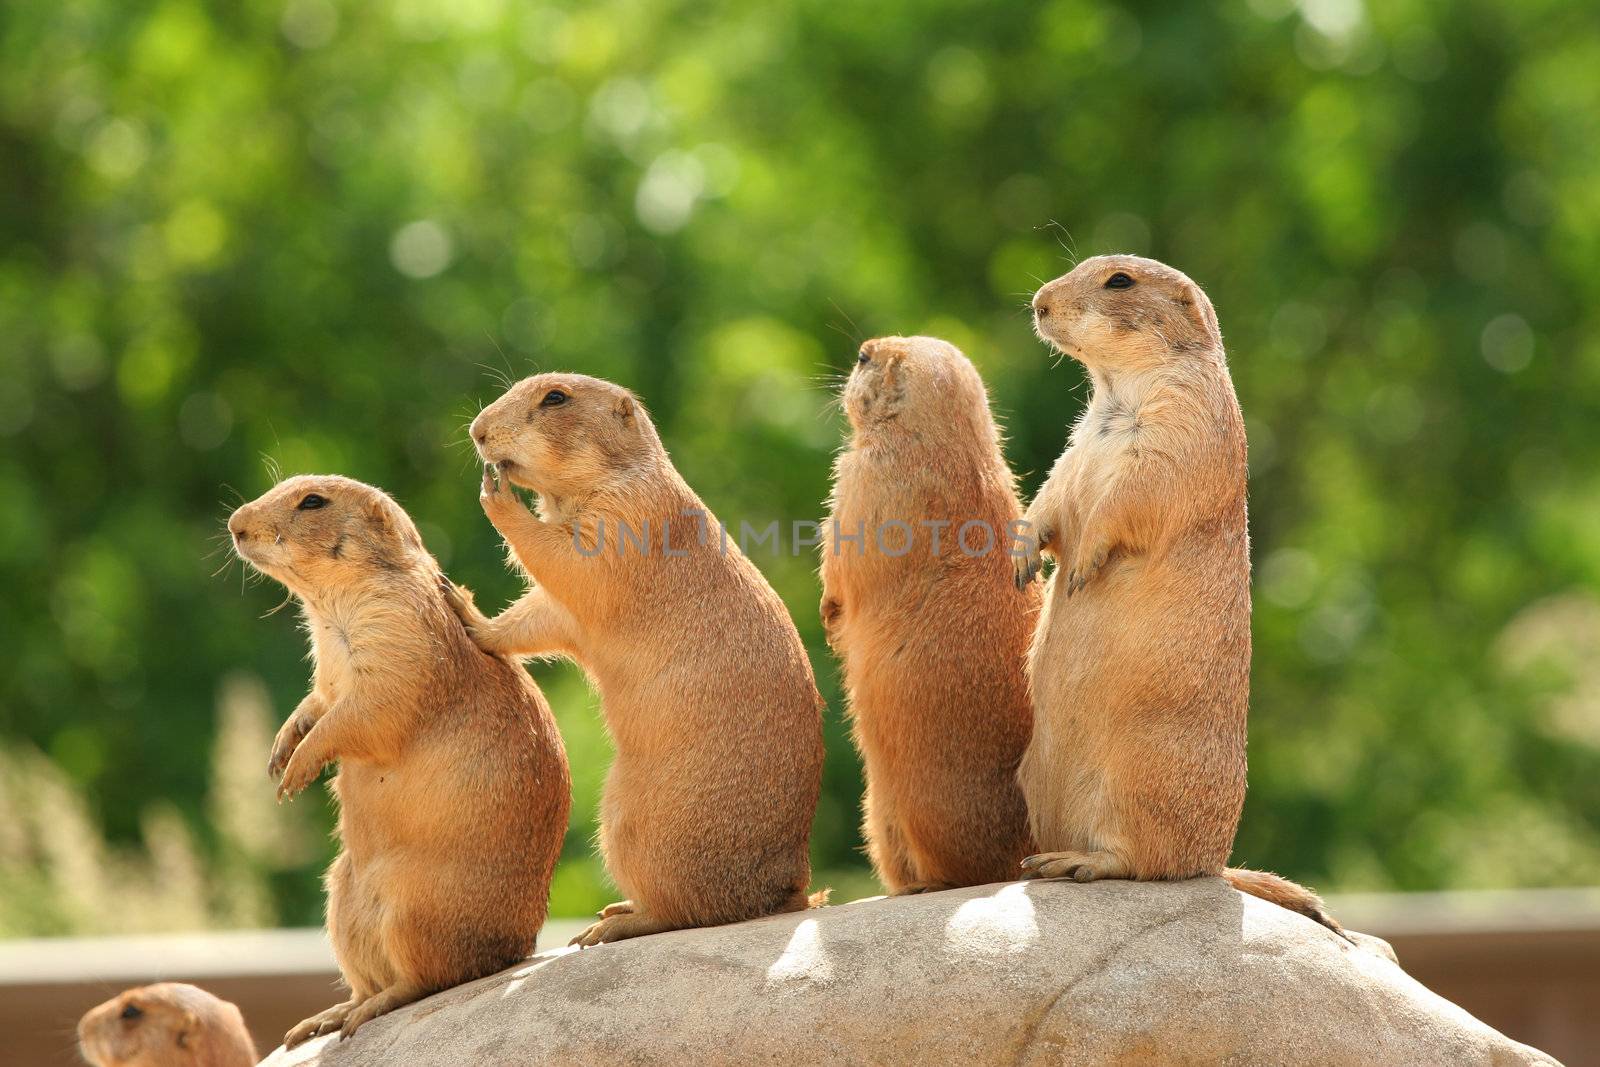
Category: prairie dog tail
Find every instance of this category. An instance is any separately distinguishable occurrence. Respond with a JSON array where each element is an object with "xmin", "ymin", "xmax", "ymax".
[
  {"xmin": 1224, "ymin": 867, "xmax": 1349, "ymax": 941},
  {"xmin": 778, "ymin": 887, "xmax": 832, "ymax": 913}
]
